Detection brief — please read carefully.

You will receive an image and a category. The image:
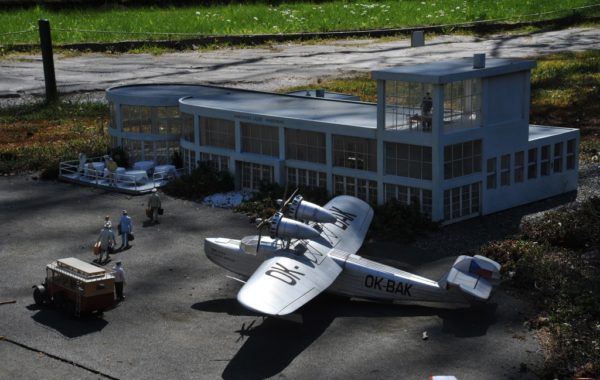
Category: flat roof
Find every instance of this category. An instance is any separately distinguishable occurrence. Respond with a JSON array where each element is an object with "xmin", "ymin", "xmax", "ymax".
[
  {"xmin": 180, "ymin": 88, "xmax": 377, "ymax": 128},
  {"xmin": 528, "ymin": 125, "xmax": 578, "ymax": 141},
  {"xmin": 106, "ymin": 84, "xmax": 218, "ymax": 106},
  {"xmin": 372, "ymin": 58, "xmax": 536, "ymax": 84}
]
